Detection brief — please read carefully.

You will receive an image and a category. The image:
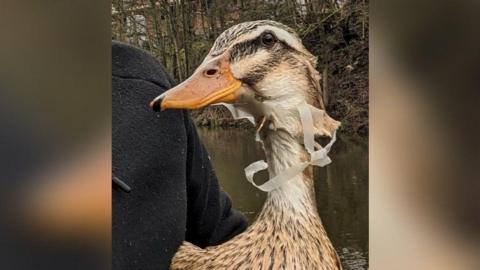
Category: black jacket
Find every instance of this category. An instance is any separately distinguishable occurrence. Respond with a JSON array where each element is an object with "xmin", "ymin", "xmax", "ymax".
[{"xmin": 112, "ymin": 42, "xmax": 247, "ymax": 270}]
